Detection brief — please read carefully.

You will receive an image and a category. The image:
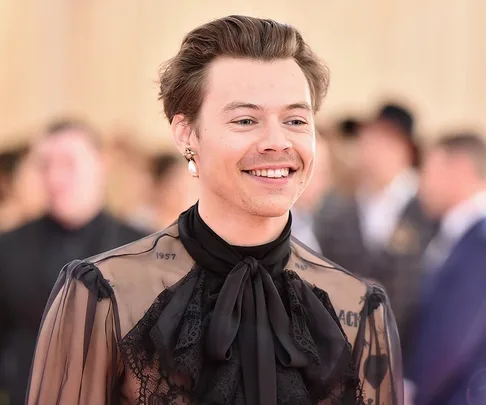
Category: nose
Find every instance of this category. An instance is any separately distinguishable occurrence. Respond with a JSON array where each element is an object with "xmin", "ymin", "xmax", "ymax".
[{"xmin": 257, "ymin": 120, "xmax": 292, "ymax": 153}]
